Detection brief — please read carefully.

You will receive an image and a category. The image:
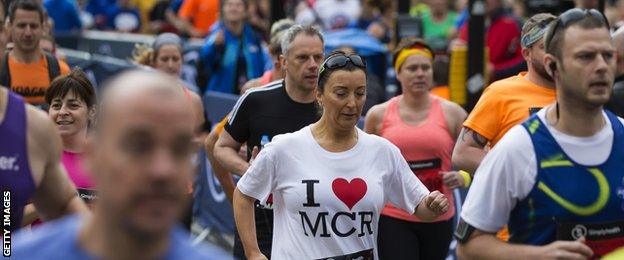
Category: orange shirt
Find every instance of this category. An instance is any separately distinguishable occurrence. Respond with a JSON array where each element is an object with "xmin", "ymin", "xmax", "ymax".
[
  {"xmin": 464, "ymin": 72, "xmax": 556, "ymax": 146},
  {"xmin": 9, "ymin": 53, "xmax": 70, "ymax": 105},
  {"xmin": 214, "ymin": 115, "xmax": 229, "ymax": 136},
  {"xmin": 178, "ymin": 0, "xmax": 219, "ymax": 35},
  {"xmin": 464, "ymin": 72, "xmax": 555, "ymax": 241},
  {"xmin": 431, "ymin": 85, "xmax": 450, "ymax": 100}
]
